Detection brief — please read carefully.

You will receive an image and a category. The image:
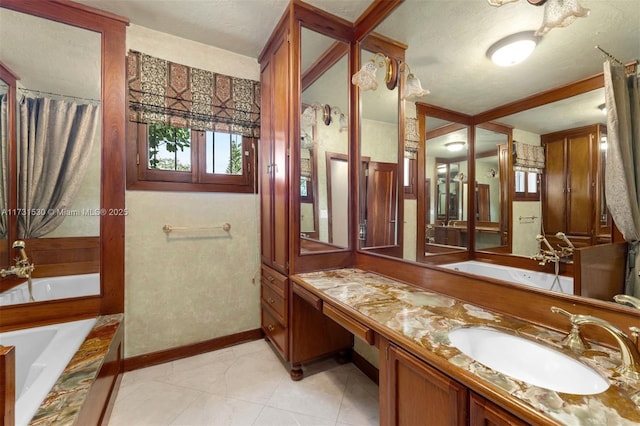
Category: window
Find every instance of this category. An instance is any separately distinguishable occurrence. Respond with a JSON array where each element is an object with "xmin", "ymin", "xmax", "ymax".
[
  {"xmin": 127, "ymin": 122, "xmax": 256, "ymax": 193},
  {"xmin": 513, "ymin": 170, "xmax": 540, "ymax": 201},
  {"xmin": 403, "ymin": 157, "xmax": 417, "ymax": 199}
]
